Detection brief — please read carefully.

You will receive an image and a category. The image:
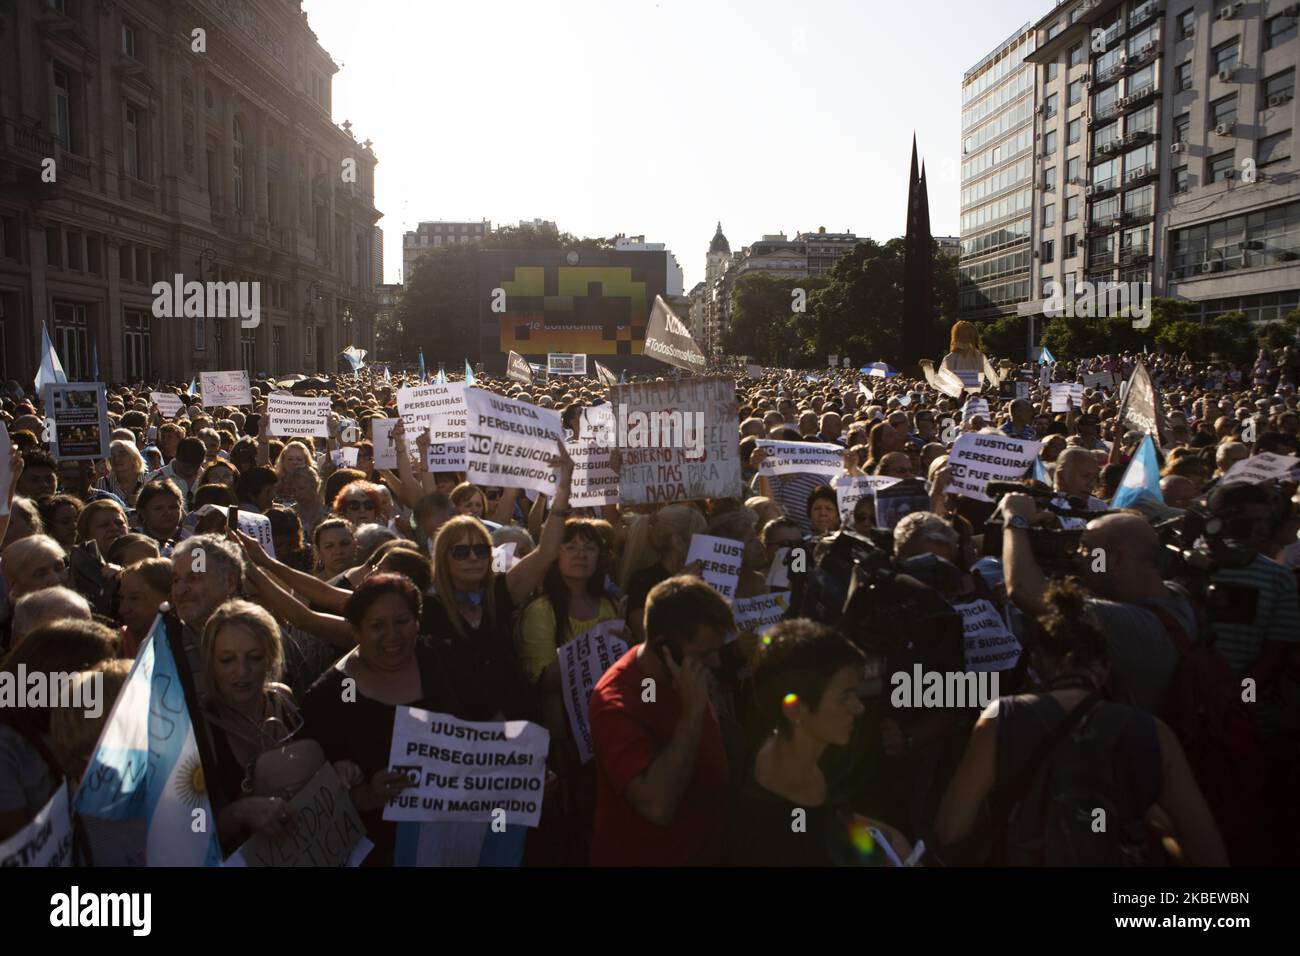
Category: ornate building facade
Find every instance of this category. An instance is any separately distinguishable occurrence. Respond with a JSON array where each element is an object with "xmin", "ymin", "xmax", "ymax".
[{"xmin": 0, "ymin": 0, "xmax": 380, "ymax": 385}]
